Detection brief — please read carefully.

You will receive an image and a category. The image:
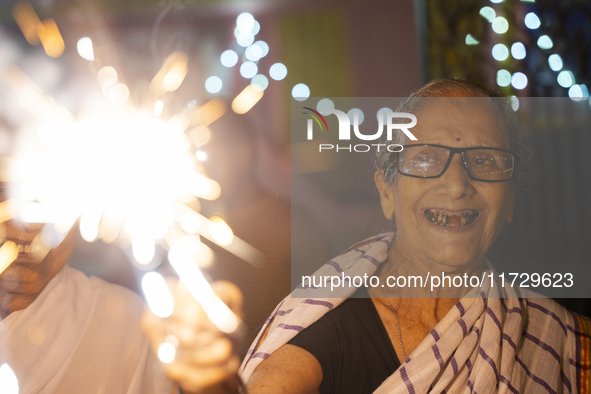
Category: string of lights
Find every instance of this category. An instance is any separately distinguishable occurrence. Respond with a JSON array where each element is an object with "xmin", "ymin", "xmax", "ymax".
[{"xmin": 468, "ymin": 0, "xmax": 589, "ymax": 105}]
